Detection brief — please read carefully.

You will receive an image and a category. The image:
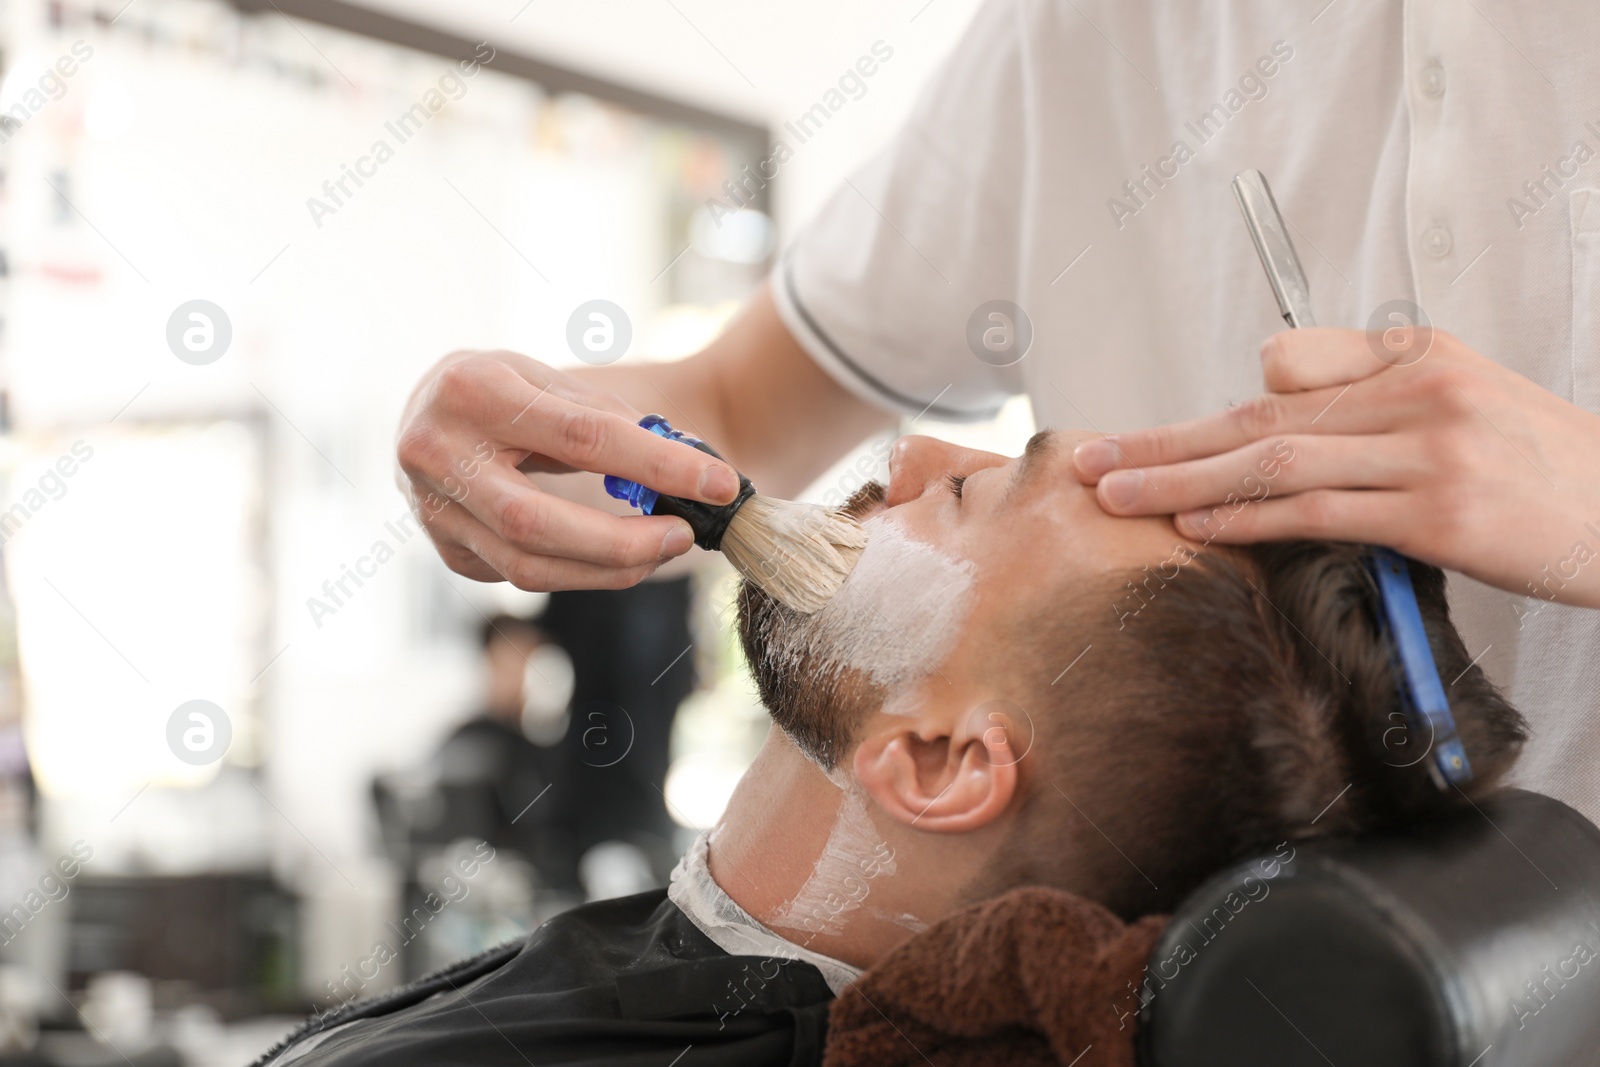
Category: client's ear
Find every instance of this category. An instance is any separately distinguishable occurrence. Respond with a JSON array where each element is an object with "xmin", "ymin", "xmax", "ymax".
[{"xmin": 852, "ymin": 697, "xmax": 1023, "ymax": 833}]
